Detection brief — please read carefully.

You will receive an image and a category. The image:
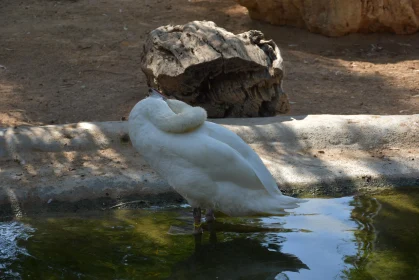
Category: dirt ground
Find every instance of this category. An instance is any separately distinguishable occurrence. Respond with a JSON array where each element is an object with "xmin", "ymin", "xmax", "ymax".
[{"xmin": 0, "ymin": 0, "xmax": 418, "ymax": 127}]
